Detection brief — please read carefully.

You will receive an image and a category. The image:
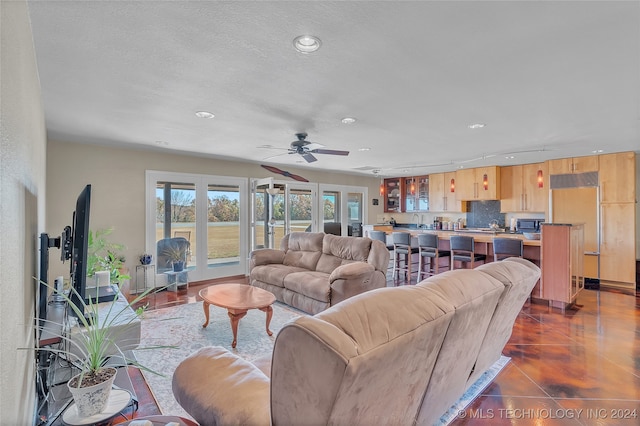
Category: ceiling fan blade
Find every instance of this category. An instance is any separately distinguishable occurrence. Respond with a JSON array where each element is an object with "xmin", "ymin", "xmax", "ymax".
[
  {"xmin": 302, "ymin": 153, "xmax": 317, "ymax": 163},
  {"xmin": 311, "ymin": 149, "xmax": 349, "ymax": 156}
]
